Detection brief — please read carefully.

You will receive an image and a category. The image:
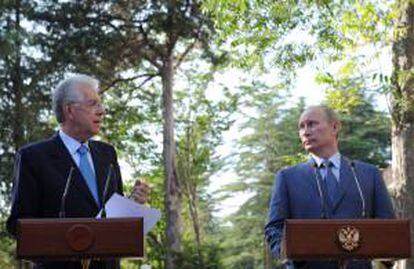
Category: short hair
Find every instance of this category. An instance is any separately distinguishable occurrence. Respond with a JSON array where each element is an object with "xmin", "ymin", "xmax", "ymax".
[
  {"xmin": 304, "ymin": 105, "xmax": 340, "ymax": 123},
  {"xmin": 52, "ymin": 74, "xmax": 100, "ymax": 123}
]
